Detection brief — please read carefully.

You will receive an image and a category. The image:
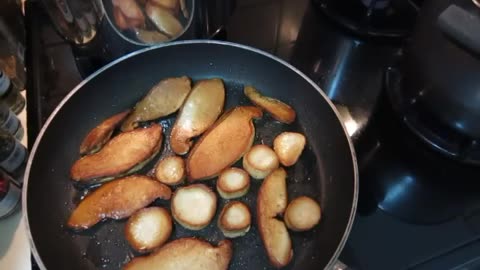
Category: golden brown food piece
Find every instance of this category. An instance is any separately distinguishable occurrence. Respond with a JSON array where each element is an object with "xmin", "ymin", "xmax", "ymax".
[
  {"xmin": 218, "ymin": 201, "xmax": 251, "ymax": 238},
  {"xmin": 150, "ymin": 0, "xmax": 179, "ymax": 11},
  {"xmin": 171, "ymin": 184, "xmax": 217, "ymax": 230},
  {"xmin": 284, "ymin": 196, "xmax": 321, "ymax": 231},
  {"xmin": 122, "ymin": 77, "xmax": 191, "ymax": 131},
  {"xmin": 79, "ymin": 110, "xmax": 130, "ymax": 155},
  {"xmin": 113, "ymin": 7, "xmax": 129, "ymax": 30},
  {"xmin": 124, "ymin": 238, "xmax": 233, "ymax": 270},
  {"xmin": 187, "ymin": 106, "xmax": 262, "ymax": 181},
  {"xmin": 257, "ymin": 168, "xmax": 293, "ymax": 268},
  {"xmin": 170, "ymin": 78, "xmax": 225, "ymax": 155},
  {"xmin": 71, "ymin": 124, "xmax": 163, "ymax": 182},
  {"xmin": 112, "ymin": 0, "xmax": 145, "ymax": 28},
  {"xmin": 125, "ymin": 207, "xmax": 173, "ymax": 253},
  {"xmin": 273, "ymin": 132, "xmax": 306, "ymax": 167},
  {"xmin": 154, "ymin": 156, "xmax": 185, "ymax": 186},
  {"xmin": 146, "ymin": 2, "xmax": 183, "ymax": 37},
  {"xmin": 243, "ymin": 145, "xmax": 279, "ymax": 179},
  {"xmin": 67, "ymin": 175, "xmax": 171, "ymax": 230},
  {"xmin": 180, "ymin": 0, "xmax": 189, "ymax": 18},
  {"xmin": 216, "ymin": 167, "xmax": 250, "ymax": 199},
  {"xmin": 134, "ymin": 28, "xmax": 170, "ymax": 44},
  {"xmin": 244, "ymin": 85, "xmax": 296, "ymax": 124}
]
